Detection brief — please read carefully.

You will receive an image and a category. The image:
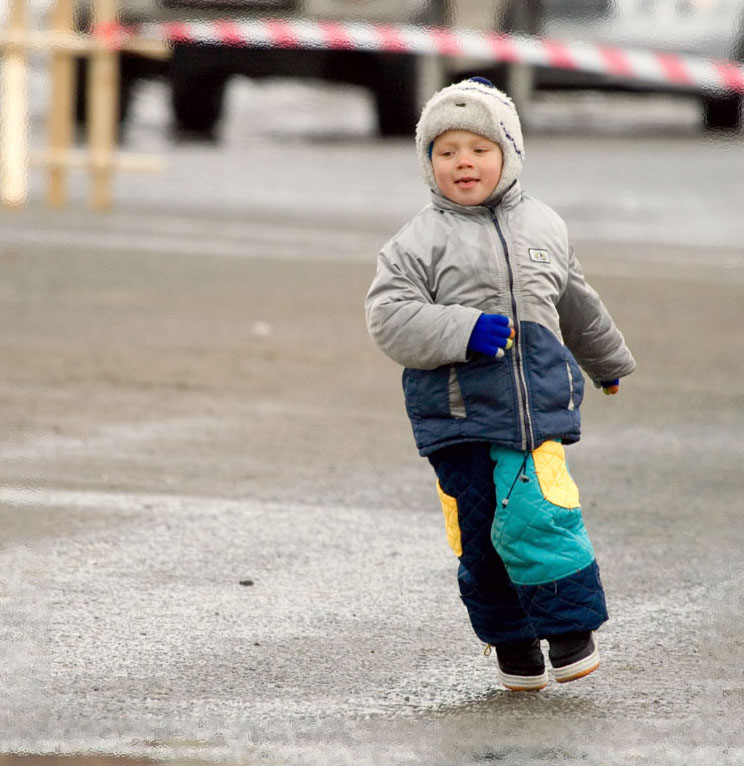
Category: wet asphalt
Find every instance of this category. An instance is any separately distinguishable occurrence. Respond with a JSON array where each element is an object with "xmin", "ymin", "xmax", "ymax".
[{"xmin": 1, "ymin": 84, "xmax": 743, "ymax": 764}]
